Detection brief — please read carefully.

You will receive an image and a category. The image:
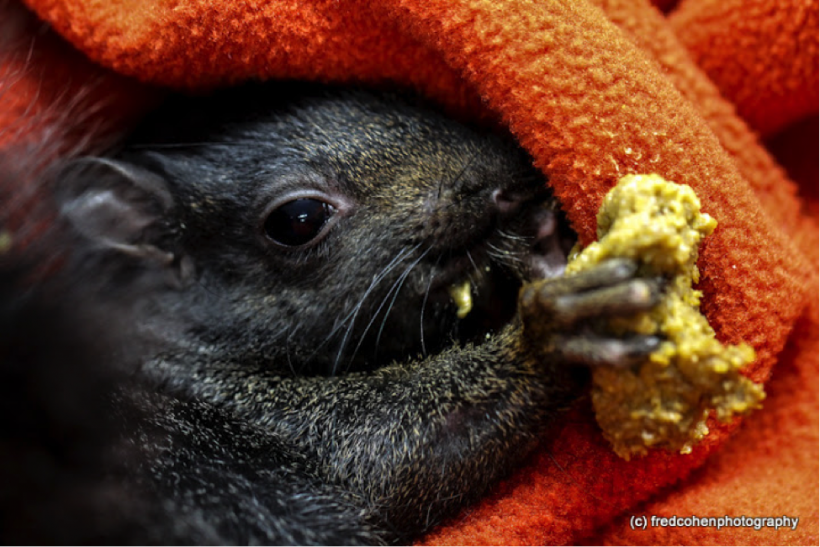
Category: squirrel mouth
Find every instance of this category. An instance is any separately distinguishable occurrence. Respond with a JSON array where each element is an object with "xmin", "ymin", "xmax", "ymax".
[
  {"xmin": 337, "ymin": 197, "xmax": 575, "ymax": 373},
  {"xmin": 425, "ymin": 201, "xmax": 576, "ymax": 342}
]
